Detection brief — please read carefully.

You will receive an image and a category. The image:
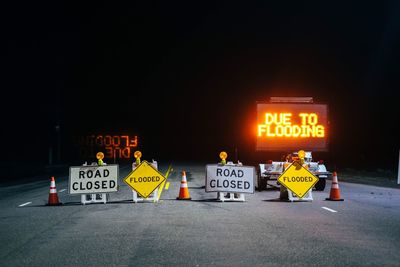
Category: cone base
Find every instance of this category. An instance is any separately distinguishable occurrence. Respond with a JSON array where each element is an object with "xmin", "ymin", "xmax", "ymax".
[
  {"xmin": 325, "ymin": 198, "xmax": 344, "ymax": 201},
  {"xmin": 46, "ymin": 202, "xmax": 63, "ymax": 206},
  {"xmin": 176, "ymin": 197, "xmax": 191, "ymax": 200}
]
